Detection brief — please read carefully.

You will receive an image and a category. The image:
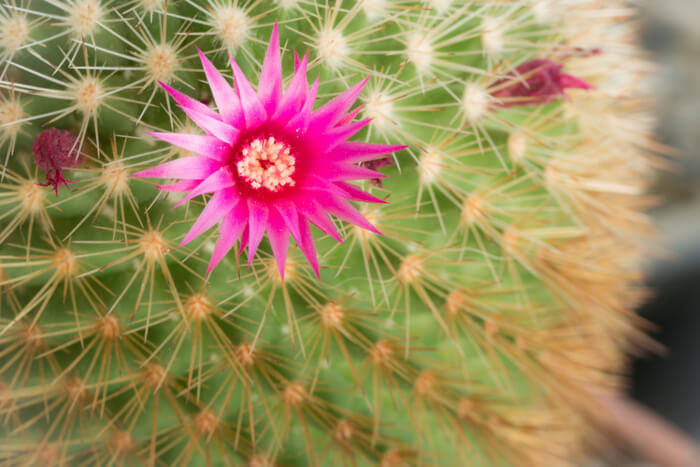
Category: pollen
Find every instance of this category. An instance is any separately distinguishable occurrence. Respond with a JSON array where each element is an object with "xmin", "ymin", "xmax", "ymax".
[
  {"xmin": 185, "ymin": 293, "xmax": 211, "ymax": 321},
  {"xmin": 406, "ymin": 32, "xmax": 433, "ymax": 75},
  {"xmin": 0, "ymin": 95, "xmax": 24, "ymax": 138},
  {"xmin": 139, "ymin": 230, "xmax": 168, "ymax": 260},
  {"xmin": 462, "ymin": 84, "xmax": 490, "ymax": 123},
  {"xmin": 211, "ymin": 5, "xmax": 250, "ymax": 50},
  {"xmin": 53, "ymin": 248, "xmax": 78, "ymax": 279},
  {"xmin": 320, "ymin": 303, "xmax": 345, "ymax": 329},
  {"xmin": 316, "ymin": 26, "xmax": 348, "ymax": 70},
  {"xmin": 418, "ymin": 149, "xmax": 442, "ymax": 185},
  {"xmin": 141, "ymin": 43, "xmax": 179, "ymax": 84},
  {"xmin": 0, "ymin": 12, "xmax": 29, "ymax": 56},
  {"xmin": 364, "ymin": 91, "xmax": 394, "ymax": 129},
  {"xmin": 72, "ymin": 76, "xmax": 103, "ymax": 117},
  {"xmin": 67, "ymin": 0, "xmax": 103, "ymax": 39},
  {"xmin": 282, "ymin": 381, "xmax": 306, "ymax": 406},
  {"xmin": 237, "ymin": 136, "xmax": 296, "ymax": 192}
]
